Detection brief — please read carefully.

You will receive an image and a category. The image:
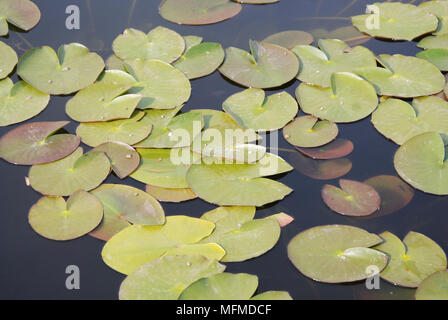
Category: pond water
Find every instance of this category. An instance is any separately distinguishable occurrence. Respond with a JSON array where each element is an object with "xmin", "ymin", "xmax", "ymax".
[{"xmin": 0, "ymin": 0, "xmax": 444, "ymax": 300}]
